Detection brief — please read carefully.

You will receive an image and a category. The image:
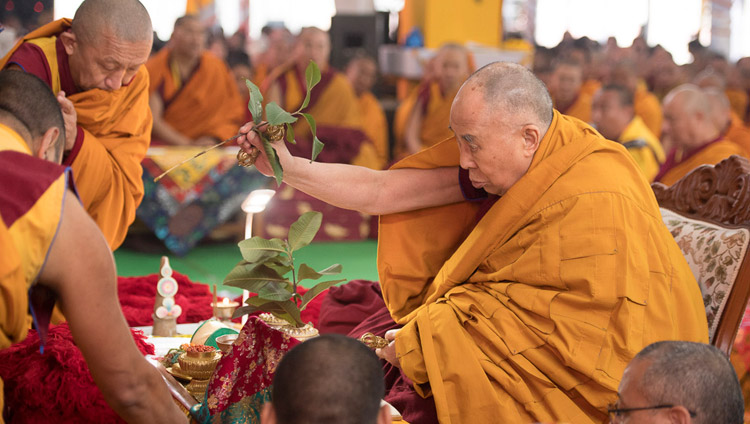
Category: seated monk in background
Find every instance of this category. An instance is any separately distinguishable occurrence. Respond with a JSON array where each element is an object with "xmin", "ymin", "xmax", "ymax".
[
  {"xmin": 0, "ymin": 70, "xmax": 184, "ymax": 424},
  {"xmin": 609, "ymin": 59, "xmax": 664, "ymax": 138},
  {"xmin": 238, "ymin": 62, "xmax": 708, "ymax": 424},
  {"xmin": 550, "ymin": 57, "xmax": 592, "ymax": 123},
  {"xmin": 147, "ymin": 15, "xmax": 245, "ymax": 146},
  {"xmin": 655, "ymin": 84, "xmax": 748, "ymax": 186},
  {"xmin": 705, "ymin": 88, "xmax": 750, "ymax": 154},
  {"xmin": 1, "ymin": 0, "xmax": 153, "ymax": 250},
  {"xmin": 591, "ymin": 84, "xmax": 665, "ymax": 181},
  {"xmin": 395, "ymin": 44, "xmax": 472, "ymax": 157},
  {"xmin": 345, "ymin": 54, "xmax": 389, "ymax": 169},
  {"xmin": 264, "ymin": 27, "xmax": 379, "ymax": 168}
]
